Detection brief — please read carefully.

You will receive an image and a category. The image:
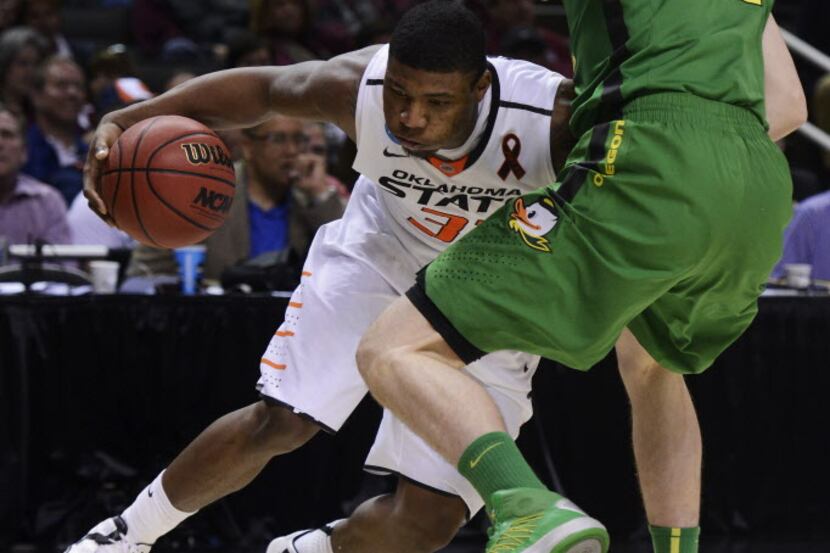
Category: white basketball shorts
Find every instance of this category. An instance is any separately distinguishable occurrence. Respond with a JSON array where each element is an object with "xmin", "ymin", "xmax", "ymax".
[{"xmin": 256, "ymin": 177, "xmax": 539, "ymax": 514}]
